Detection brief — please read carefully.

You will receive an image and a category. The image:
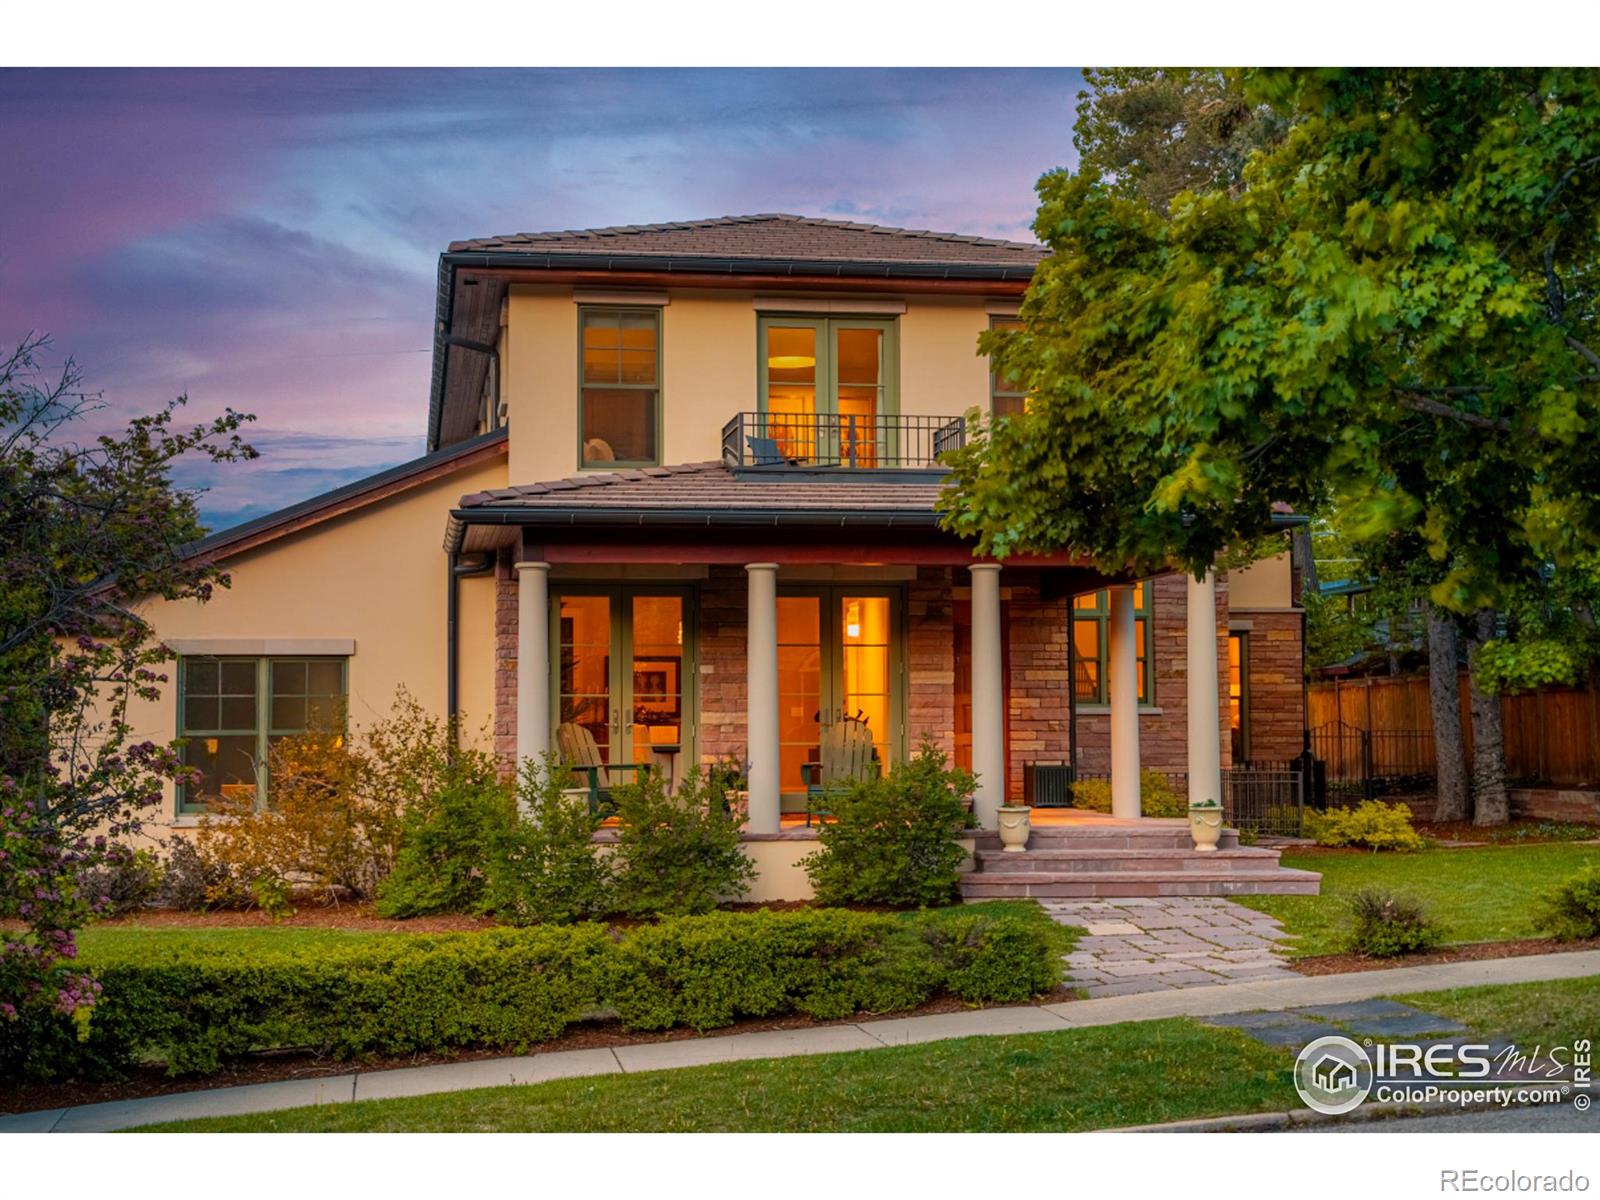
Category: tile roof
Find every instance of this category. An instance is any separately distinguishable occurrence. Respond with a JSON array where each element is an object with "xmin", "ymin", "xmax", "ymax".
[
  {"xmin": 448, "ymin": 213, "xmax": 1046, "ymax": 268},
  {"xmin": 457, "ymin": 460, "xmax": 945, "ymax": 518}
]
